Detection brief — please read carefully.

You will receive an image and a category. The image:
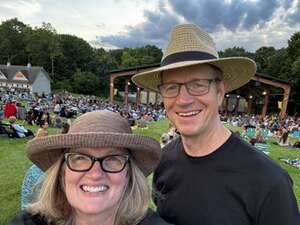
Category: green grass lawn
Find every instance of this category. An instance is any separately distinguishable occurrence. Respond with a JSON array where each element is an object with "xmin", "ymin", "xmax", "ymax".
[
  {"xmin": 226, "ymin": 124, "xmax": 300, "ymax": 203},
  {"xmin": 0, "ymin": 120, "xmax": 299, "ymax": 225},
  {"xmin": 0, "ymin": 124, "xmax": 62, "ymax": 225}
]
